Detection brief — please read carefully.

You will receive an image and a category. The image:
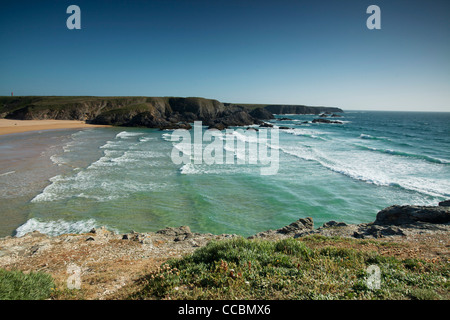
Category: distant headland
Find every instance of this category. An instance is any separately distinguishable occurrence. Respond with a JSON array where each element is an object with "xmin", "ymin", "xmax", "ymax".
[{"xmin": 0, "ymin": 96, "xmax": 343, "ymax": 130}]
